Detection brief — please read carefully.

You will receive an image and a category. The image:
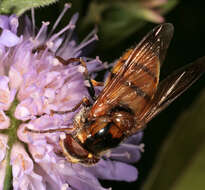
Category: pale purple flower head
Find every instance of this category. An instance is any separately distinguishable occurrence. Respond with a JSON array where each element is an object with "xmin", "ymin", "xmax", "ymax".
[{"xmin": 0, "ymin": 4, "xmax": 143, "ymax": 190}]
